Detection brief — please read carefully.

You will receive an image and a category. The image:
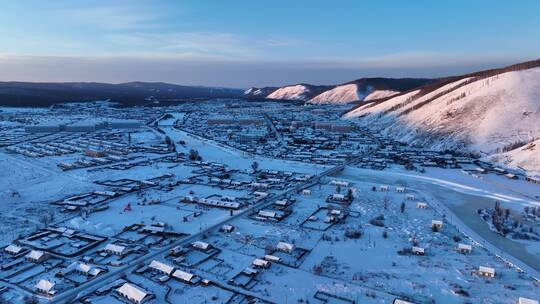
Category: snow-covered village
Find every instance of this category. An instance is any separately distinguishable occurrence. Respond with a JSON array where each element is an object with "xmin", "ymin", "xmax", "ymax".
[
  {"xmin": 1, "ymin": 1, "xmax": 540, "ymax": 303},
  {"xmin": 1, "ymin": 85, "xmax": 539, "ymax": 303}
]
